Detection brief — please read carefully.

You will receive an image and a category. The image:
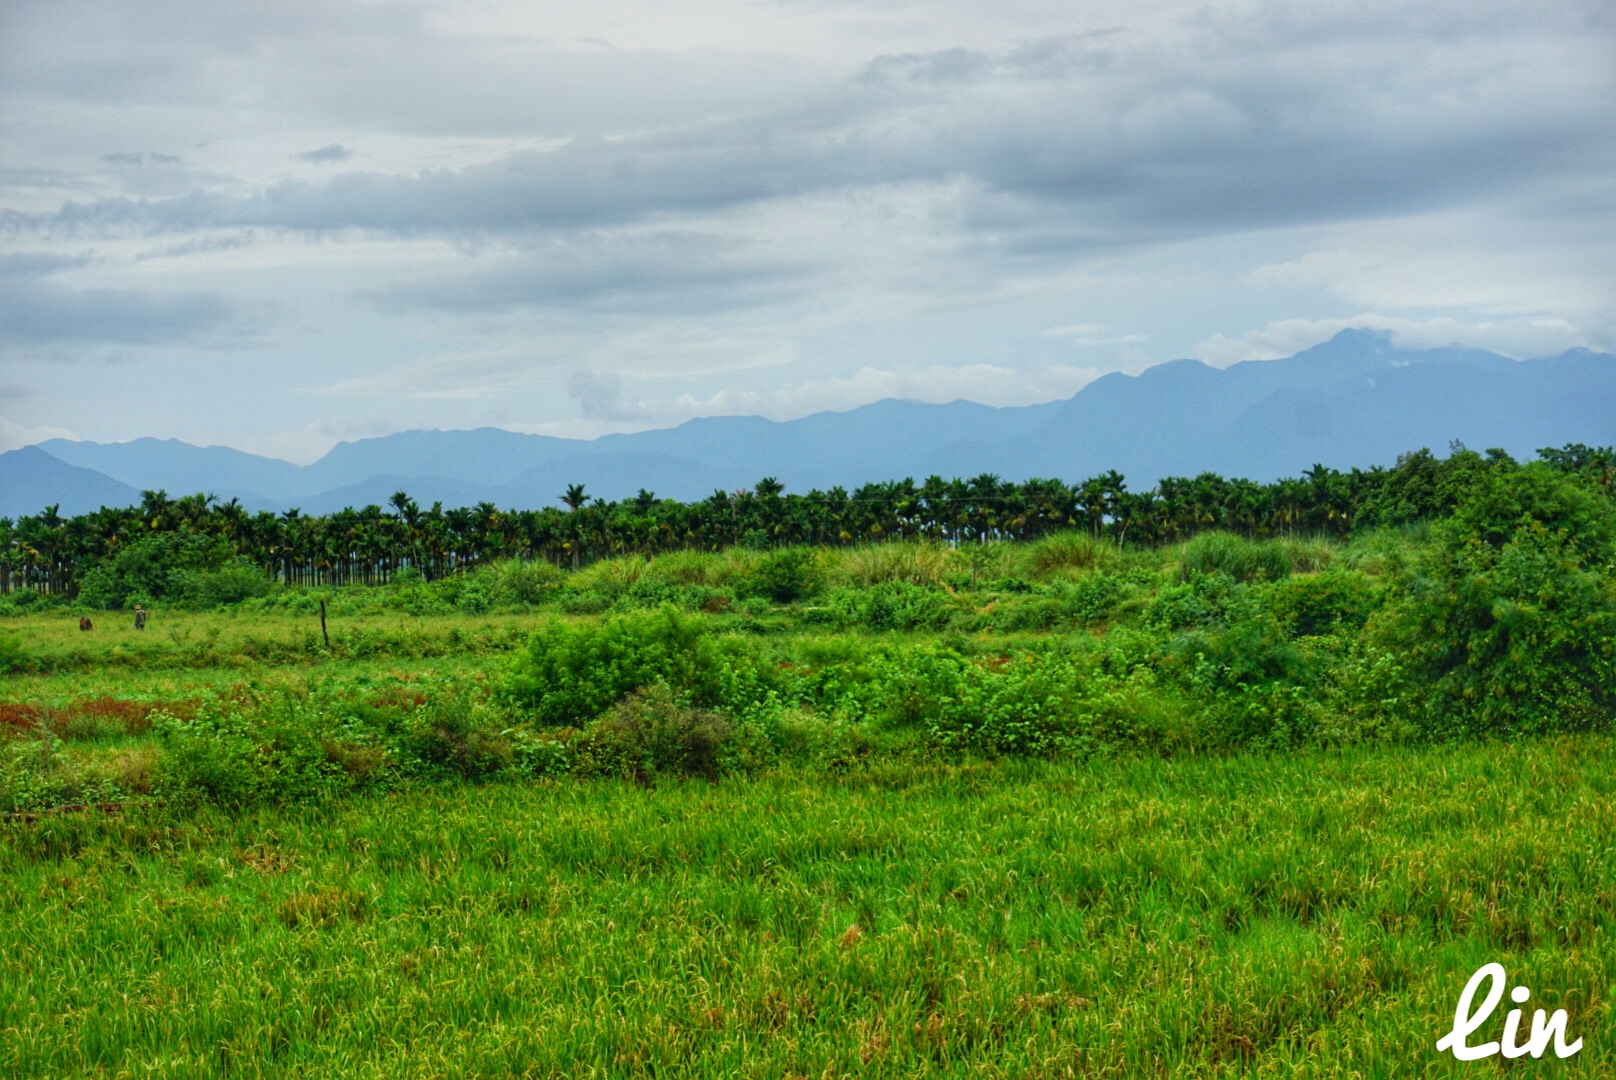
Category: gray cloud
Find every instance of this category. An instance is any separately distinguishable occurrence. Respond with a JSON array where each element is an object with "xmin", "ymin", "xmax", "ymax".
[
  {"xmin": 0, "ymin": 0, "xmax": 1610, "ymax": 455},
  {"xmin": 9, "ymin": 23, "xmax": 1609, "ymax": 257},
  {"xmin": 0, "ymin": 251, "xmax": 257, "ymax": 349},
  {"xmin": 367, "ymin": 233, "xmax": 814, "ymax": 316},
  {"xmin": 0, "ymin": 282, "xmax": 251, "ymax": 349},
  {"xmin": 567, "ymin": 370, "xmax": 633, "ymax": 419},
  {"xmin": 296, "ymin": 143, "xmax": 352, "ymax": 164},
  {"xmin": 0, "ymin": 0, "xmax": 824, "ymax": 139},
  {"xmin": 0, "ymin": 251, "xmax": 91, "ymax": 279},
  {"xmin": 103, "ymin": 151, "xmax": 183, "ymax": 167}
]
